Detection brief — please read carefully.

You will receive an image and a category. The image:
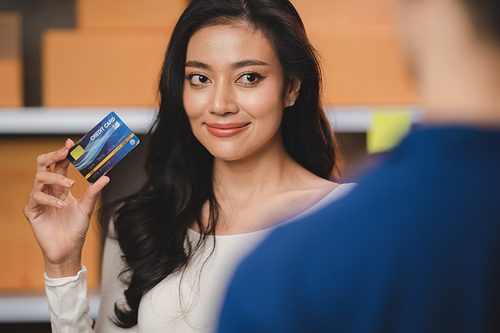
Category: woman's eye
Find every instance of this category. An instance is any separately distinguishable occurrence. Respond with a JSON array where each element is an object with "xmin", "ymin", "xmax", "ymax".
[
  {"xmin": 190, "ymin": 74, "xmax": 210, "ymax": 85},
  {"xmin": 237, "ymin": 73, "xmax": 261, "ymax": 84}
]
